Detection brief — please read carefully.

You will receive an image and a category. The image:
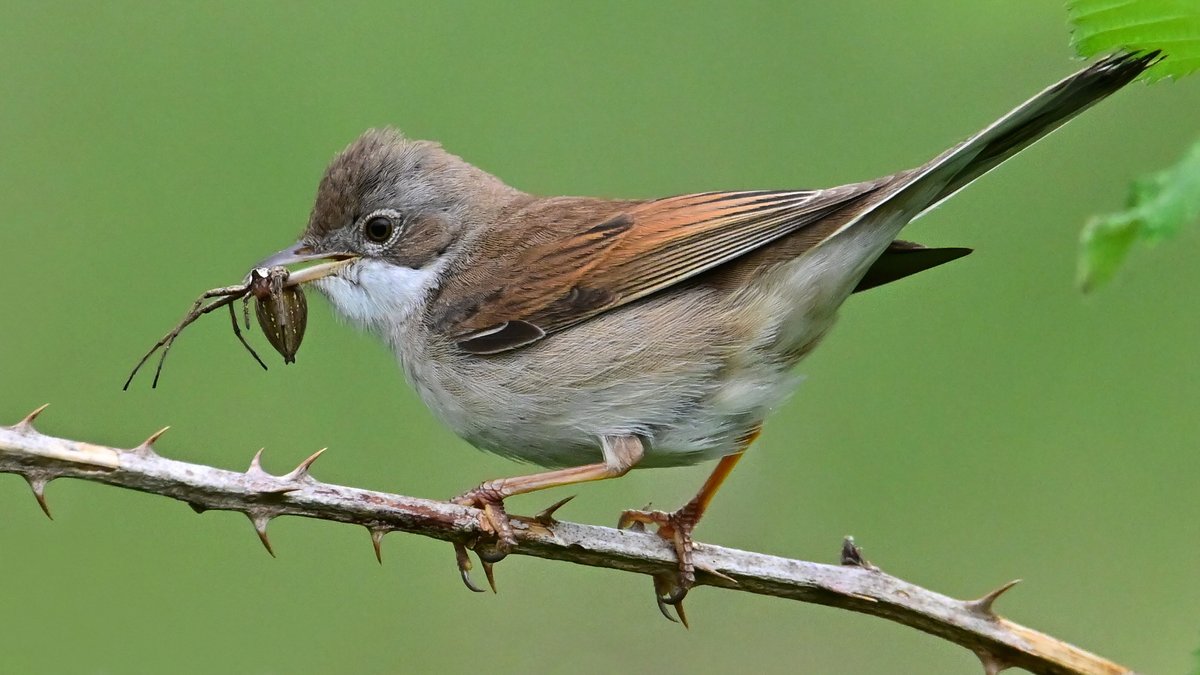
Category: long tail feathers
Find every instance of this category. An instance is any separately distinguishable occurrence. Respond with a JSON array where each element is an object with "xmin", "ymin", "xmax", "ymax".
[
  {"xmin": 863, "ymin": 51, "xmax": 1161, "ymax": 228},
  {"xmin": 927, "ymin": 51, "xmax": 1160, "ymax": 206}
]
